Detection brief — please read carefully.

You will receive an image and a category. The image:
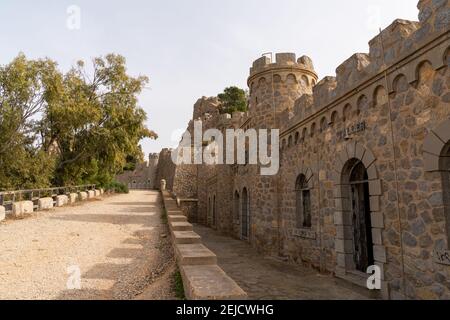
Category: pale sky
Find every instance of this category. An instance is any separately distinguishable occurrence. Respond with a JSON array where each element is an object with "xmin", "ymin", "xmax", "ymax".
[{"xmin": 0, "ymin": 0, "xmax": 419, "ymax": 156}]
